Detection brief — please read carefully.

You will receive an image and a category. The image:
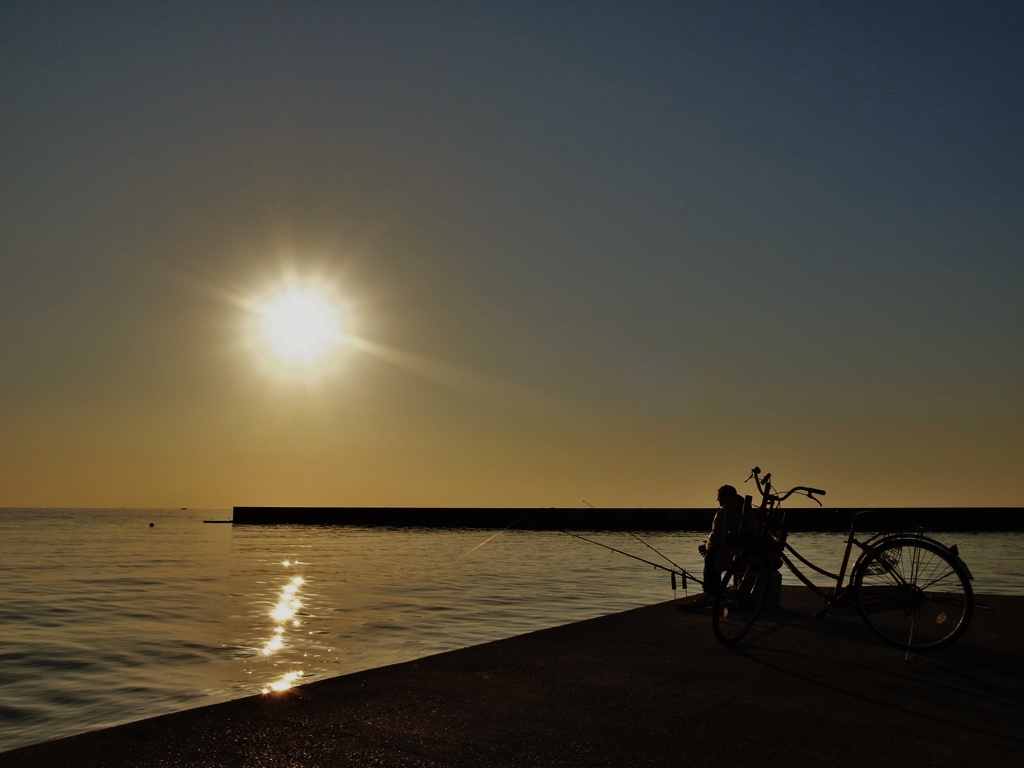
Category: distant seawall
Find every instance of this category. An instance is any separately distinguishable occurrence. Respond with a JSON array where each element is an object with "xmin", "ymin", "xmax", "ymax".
[{"xmin": 231, "ymin": 506, "xmax": 1024, "ymax": 532}]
